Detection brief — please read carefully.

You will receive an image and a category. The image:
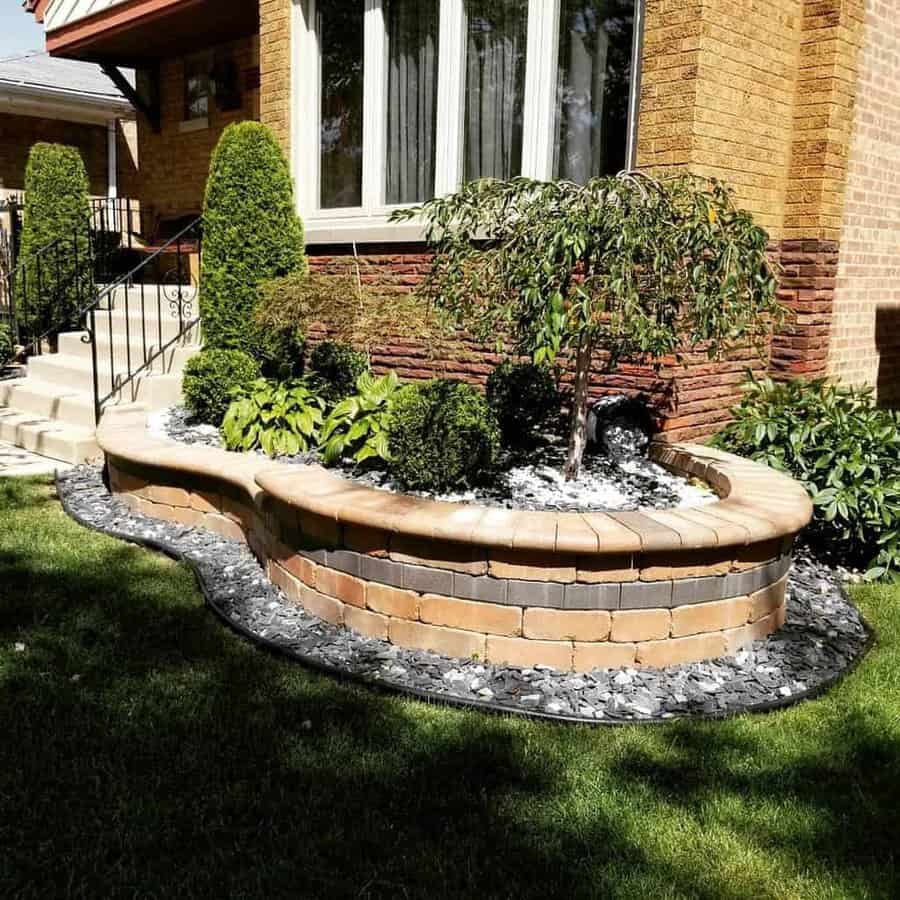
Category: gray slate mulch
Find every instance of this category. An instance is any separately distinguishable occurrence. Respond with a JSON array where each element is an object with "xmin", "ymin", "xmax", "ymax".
[{"xmin": 56, "ymin": 465, "xmax": 871, "ymax": 725}]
